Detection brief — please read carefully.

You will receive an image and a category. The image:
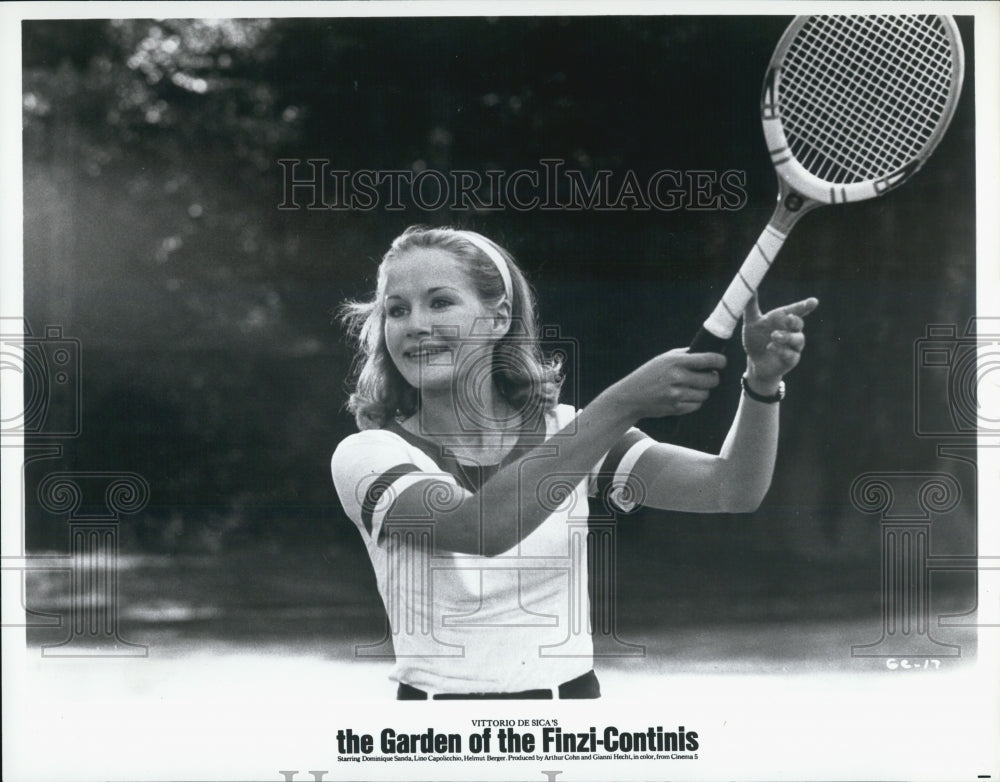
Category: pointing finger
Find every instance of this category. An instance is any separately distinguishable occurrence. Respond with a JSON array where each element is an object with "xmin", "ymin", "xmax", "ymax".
[{"xmin": 778, "ymin": 297, "xmax": 819, "ymax": 318}]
